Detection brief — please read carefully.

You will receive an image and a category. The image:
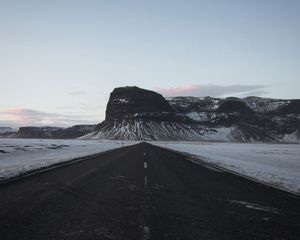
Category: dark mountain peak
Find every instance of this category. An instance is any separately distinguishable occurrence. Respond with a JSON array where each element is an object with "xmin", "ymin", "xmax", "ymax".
[
  {"xmin": 278, "ymin": 99, "xmax": 300, "ymax": 115},
  {"xmin": 217, "ymin": 98, "xmax": 253, "ymax": 114},
  {"xmin": 105, "ymin": 86, "xmax": 174, "ymax": 120}
]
